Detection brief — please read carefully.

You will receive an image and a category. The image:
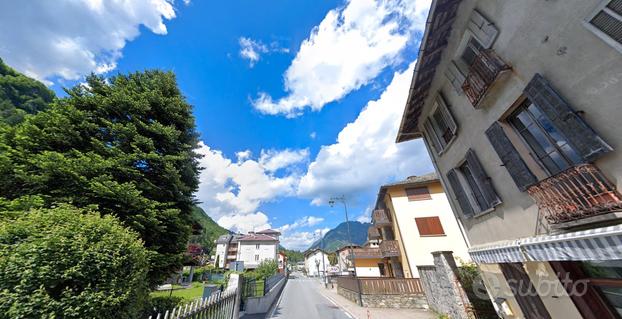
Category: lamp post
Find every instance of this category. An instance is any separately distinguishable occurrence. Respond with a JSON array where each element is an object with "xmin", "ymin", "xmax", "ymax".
[{"xmin": 329, "ymin": 196, "xmax": 363, "ymax": 306}]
